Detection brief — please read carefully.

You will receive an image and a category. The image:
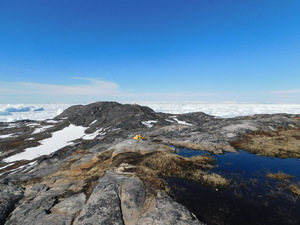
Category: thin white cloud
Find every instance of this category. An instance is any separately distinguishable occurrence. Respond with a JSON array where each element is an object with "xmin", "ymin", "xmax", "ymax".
[
  {"xmin": 126, "ymin": 91, "xmax": 219, "ymax": 100},
  {"xmin": 269, "ymin": 89, "xmax": 300, "ymax": 94},
  {"xmin": 0, "ymin": 78, "xmax": 122, "ymax": 96},
  {"xmin": 0, "ymin": 77, "xmax": 224, "ymax": 102}
]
